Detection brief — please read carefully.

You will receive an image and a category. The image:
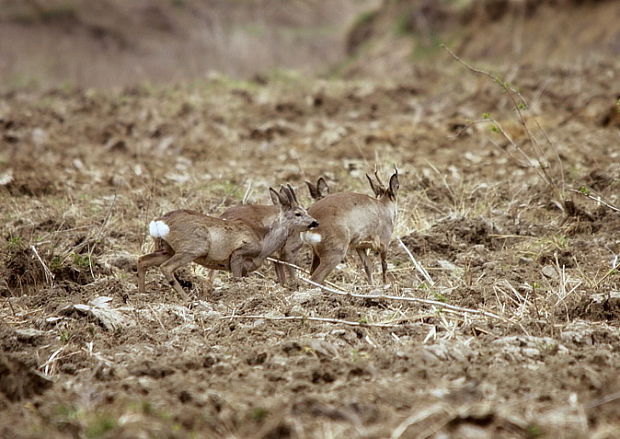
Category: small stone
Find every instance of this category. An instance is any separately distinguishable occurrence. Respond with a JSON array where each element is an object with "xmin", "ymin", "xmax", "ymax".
[{"xmin": 542, "ymin": 265, "xmax": 559, "ymax": 279}]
